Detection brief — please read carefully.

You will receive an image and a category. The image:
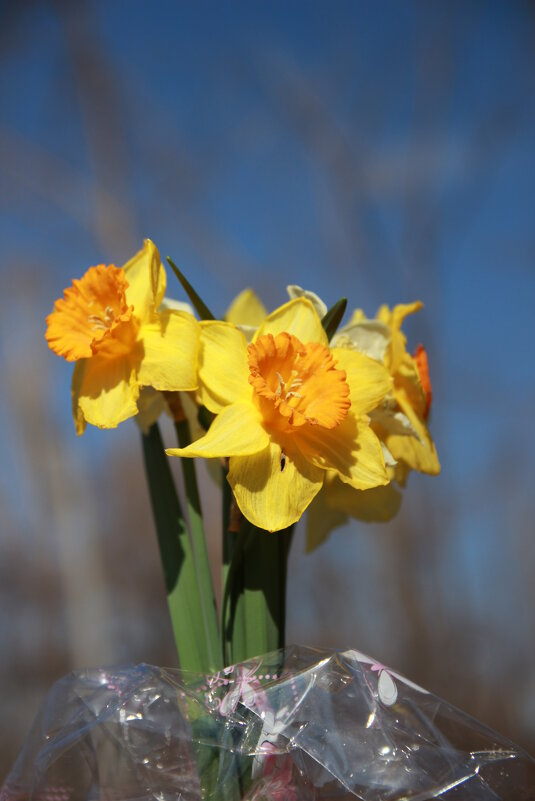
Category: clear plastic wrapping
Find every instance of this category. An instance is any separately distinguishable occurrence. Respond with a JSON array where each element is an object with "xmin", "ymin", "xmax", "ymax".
[{"xmin": 2, "ymin": 646, "xmax": 534, "ymax": 800}]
